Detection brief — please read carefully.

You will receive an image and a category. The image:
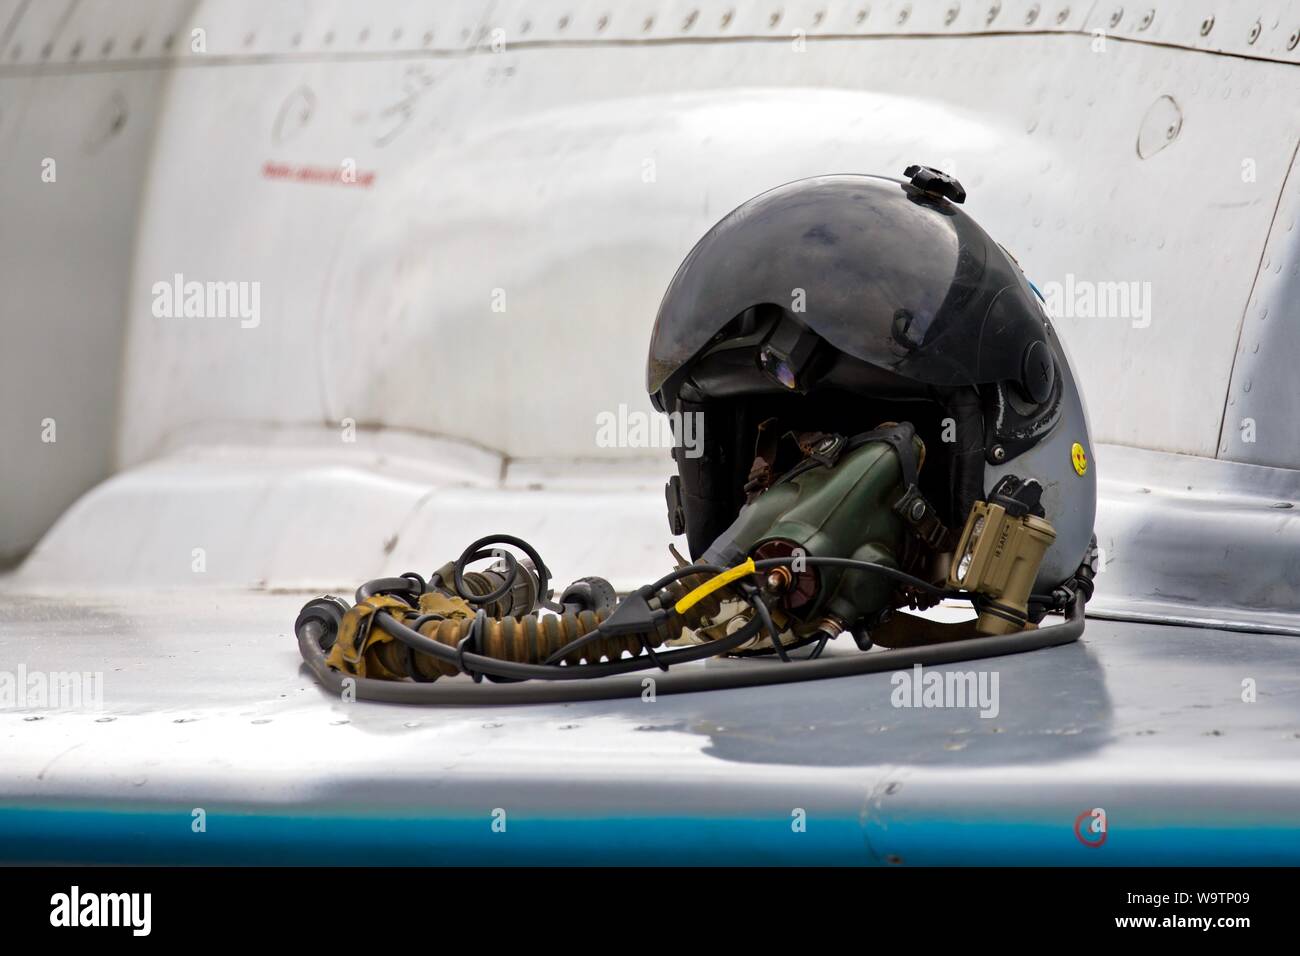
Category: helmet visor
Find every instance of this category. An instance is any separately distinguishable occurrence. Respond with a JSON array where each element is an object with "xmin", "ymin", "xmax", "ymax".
[{"xmin": 647, "ymin": 175, "xmax": 1046, "ymax": 396}]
